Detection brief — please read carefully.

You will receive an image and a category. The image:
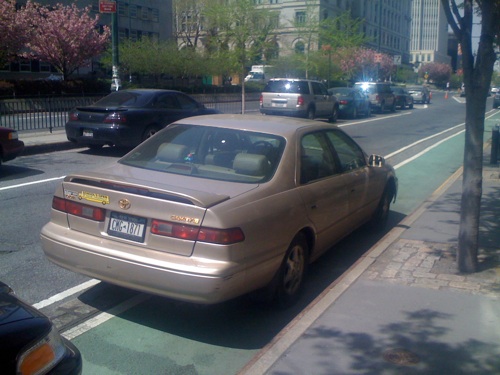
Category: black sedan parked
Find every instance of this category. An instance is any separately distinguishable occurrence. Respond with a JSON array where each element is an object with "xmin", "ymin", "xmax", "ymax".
[
  {"xmin": 65, "ymin": 89, "xmax": 220, "ymax": 149},
  {"xmin": 391, "ymin": 87, "xmax": 414, "ymax": 109},
  {"xmin": 0, "ymin": 281, "xmax": 82, "ymax": 374},
  {"xmin": 328, "ymin": 87, "xmax": 371, "ymax": 119}
]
